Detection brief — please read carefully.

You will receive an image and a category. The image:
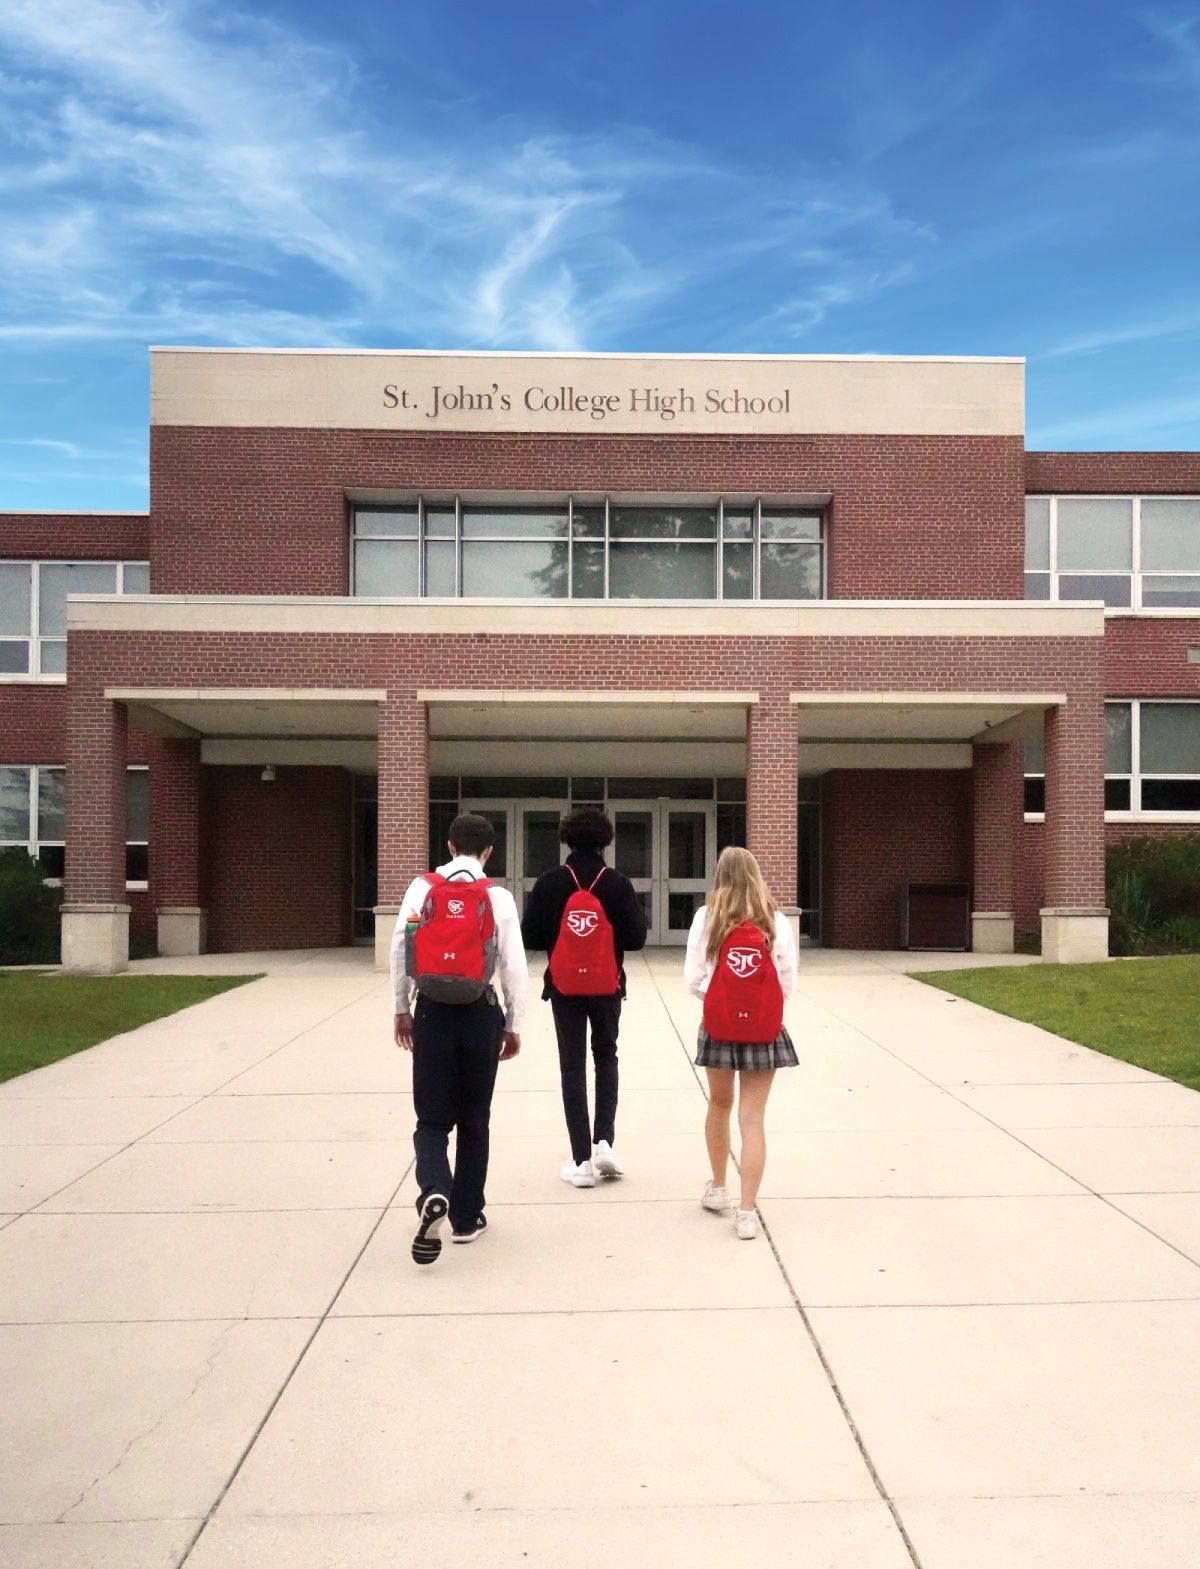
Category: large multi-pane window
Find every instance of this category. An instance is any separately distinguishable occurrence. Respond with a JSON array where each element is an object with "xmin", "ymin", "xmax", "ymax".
[
  {"xmin": 0, "ymin": 765, "xmax": 150, "ymax": 883},
  {"xmin": 1025, "ymin": 497, "xmax": 1200, "ymax": 609},
  {"xmin": 1024, "ymin": 701, "xmax": 1200, "ymax": 816},
  {"xmin": 0, "ymin": 561, "xmax": 150, "ymax": 677},
  {"xmin": 353, "ymin": 500, "xmax": 823, "ymax": 601}
]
